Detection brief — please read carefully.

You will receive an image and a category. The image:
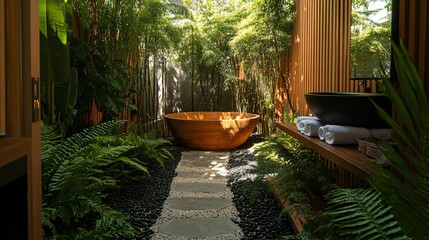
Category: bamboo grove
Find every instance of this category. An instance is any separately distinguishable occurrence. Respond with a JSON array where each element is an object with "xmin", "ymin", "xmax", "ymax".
[{"xmin": 40, "ymin": 0, "xmax": 296, "ymax": 136}]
